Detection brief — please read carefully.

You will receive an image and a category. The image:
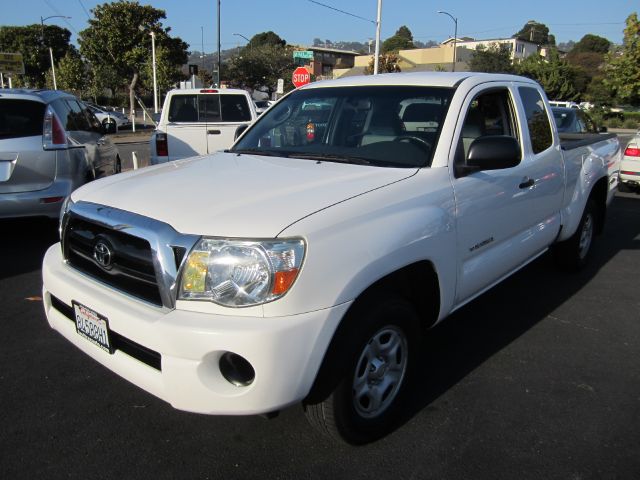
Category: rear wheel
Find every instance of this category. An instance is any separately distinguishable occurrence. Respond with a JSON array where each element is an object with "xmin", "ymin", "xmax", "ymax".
[
  {"xmin": 304, "ymin": 295, "xmax": 420, "ymax": 444},
  {"xmin": 554, "ymin": 198, "xmax": 597, "ymax": 270}
]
